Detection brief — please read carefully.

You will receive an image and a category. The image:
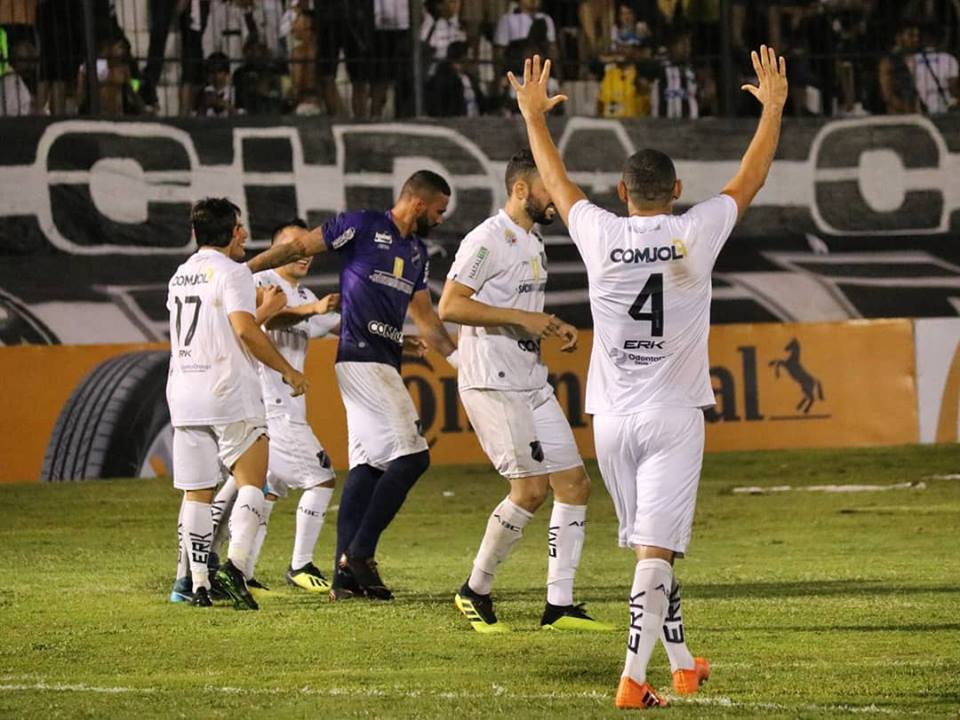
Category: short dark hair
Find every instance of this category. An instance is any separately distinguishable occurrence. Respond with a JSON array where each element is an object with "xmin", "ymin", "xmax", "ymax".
[
  {"xmin": 270, "ymin": 218, "xmax": 307, "ymax": 244},
  {"xmin": 622, "ymin": 149, "xmax": 676, "ymax": 208},
  {"xmin": 400, "ymin": 170, "xmax": 451, "ymax": 200},
  {"xmin": 191, "ymin": 197, "xmax": 241, "ymax": 247},
  {"xmin": 504, "ymin": 148, "xmax": 538, "ymax": 195}
]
